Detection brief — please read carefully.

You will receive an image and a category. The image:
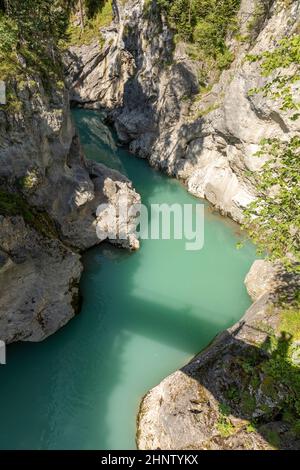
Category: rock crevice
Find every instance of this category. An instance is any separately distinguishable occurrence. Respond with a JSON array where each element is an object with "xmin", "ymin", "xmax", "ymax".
[
  {"xmin": 0, "ymin": 75, "xmax": 140, "ymax": 343},
  {"xmin": 65, "ymin": 0, "xmax": 300, "ymax": 222}
]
